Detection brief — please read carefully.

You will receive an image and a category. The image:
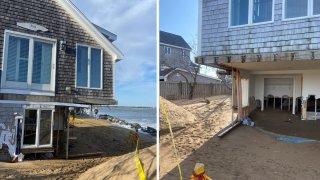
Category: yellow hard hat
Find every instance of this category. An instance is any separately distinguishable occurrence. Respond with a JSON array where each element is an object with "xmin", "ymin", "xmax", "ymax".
[{"xmin": 193, "ymin": 163, "xmax": 205, "ymax": 175}]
